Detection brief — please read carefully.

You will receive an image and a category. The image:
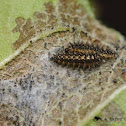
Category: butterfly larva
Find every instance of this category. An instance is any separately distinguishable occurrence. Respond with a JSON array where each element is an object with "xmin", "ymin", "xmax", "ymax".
[{"xmin": 51, "ymin": 42, "xmax": 117, "ymax": 69}]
